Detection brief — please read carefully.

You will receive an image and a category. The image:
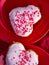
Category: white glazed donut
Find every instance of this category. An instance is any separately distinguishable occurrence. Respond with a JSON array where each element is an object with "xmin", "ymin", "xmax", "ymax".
[
  {"xmin": 6, "ymin": 42, "xmax": 38, "ymax": 65},
  {"xmin": 9, "ymin": 5, "xmax": 41, "ymax": 37}
]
